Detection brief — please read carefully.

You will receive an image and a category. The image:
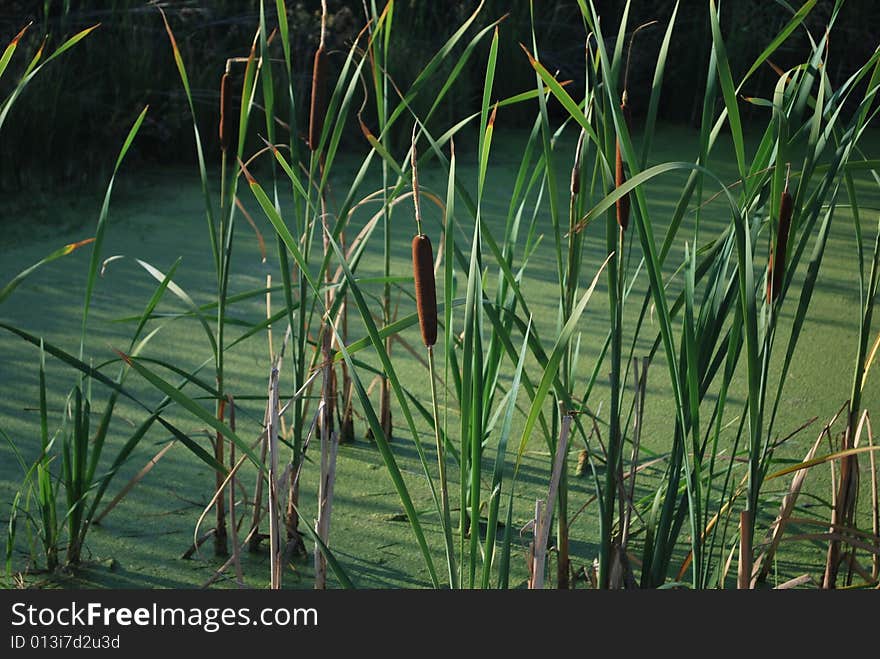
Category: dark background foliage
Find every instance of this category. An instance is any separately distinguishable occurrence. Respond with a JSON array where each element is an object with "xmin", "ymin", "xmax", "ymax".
[{"xmin": 1, "ymin": 0, "xmax": 877, "ymax": 192}]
